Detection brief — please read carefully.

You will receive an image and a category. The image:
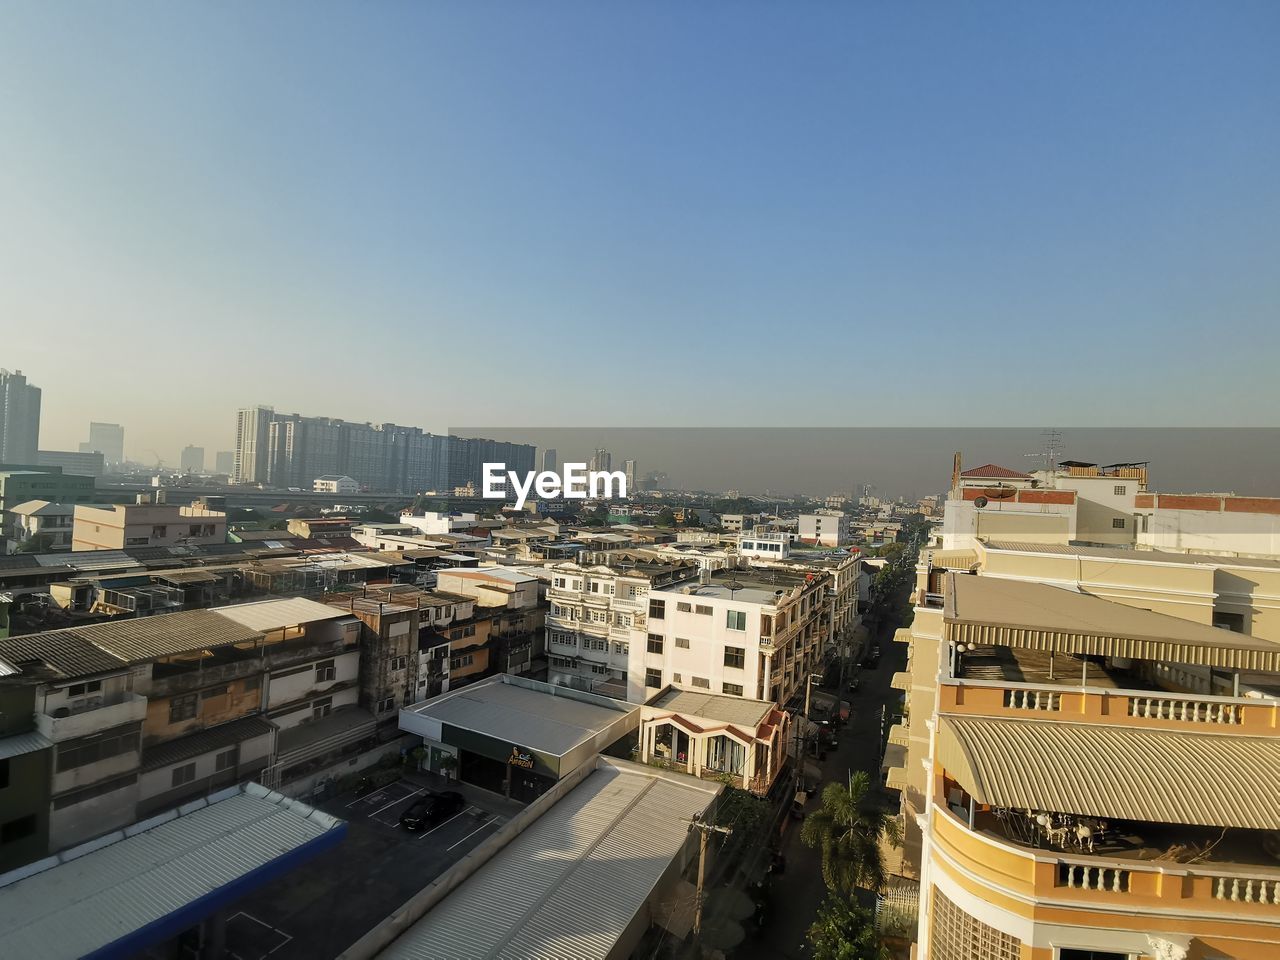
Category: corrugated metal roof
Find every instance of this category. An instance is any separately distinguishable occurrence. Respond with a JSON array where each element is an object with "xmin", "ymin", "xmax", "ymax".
[
  {"xmin": 142, "ymin": 715, "xmax": 276, "ymax": 771},
  {"xmin": 404, "ymin": 676, "xmax": 636, "ymax": 758},
  {"xmin": 380, "ymin": 761, "xmax": 720, "ymax": 960},
  {"xmin": 0, "ymin": 729, "xmax": 53, "ymax": 760},
  {"xmin": 46, "ymin": 609, "xmax": 263, "ymax": 665},
  {"xmin": 0, "ymin": 630, "xmax": 126, "ymax": 679},
  {"xmin": 212, "ymin": 596, "xmax": 350, "ymax": 632},
  {"xmin": 945, "ymin": 571, "xmax": 1280, "ymax": 672},
  {"xmin": 0, "ymin": 783, "xmax": 344, "ymax": 960},
  {"xmin": 937, "ymin": 715, "xmax": 1280, "ymax": 830}
]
